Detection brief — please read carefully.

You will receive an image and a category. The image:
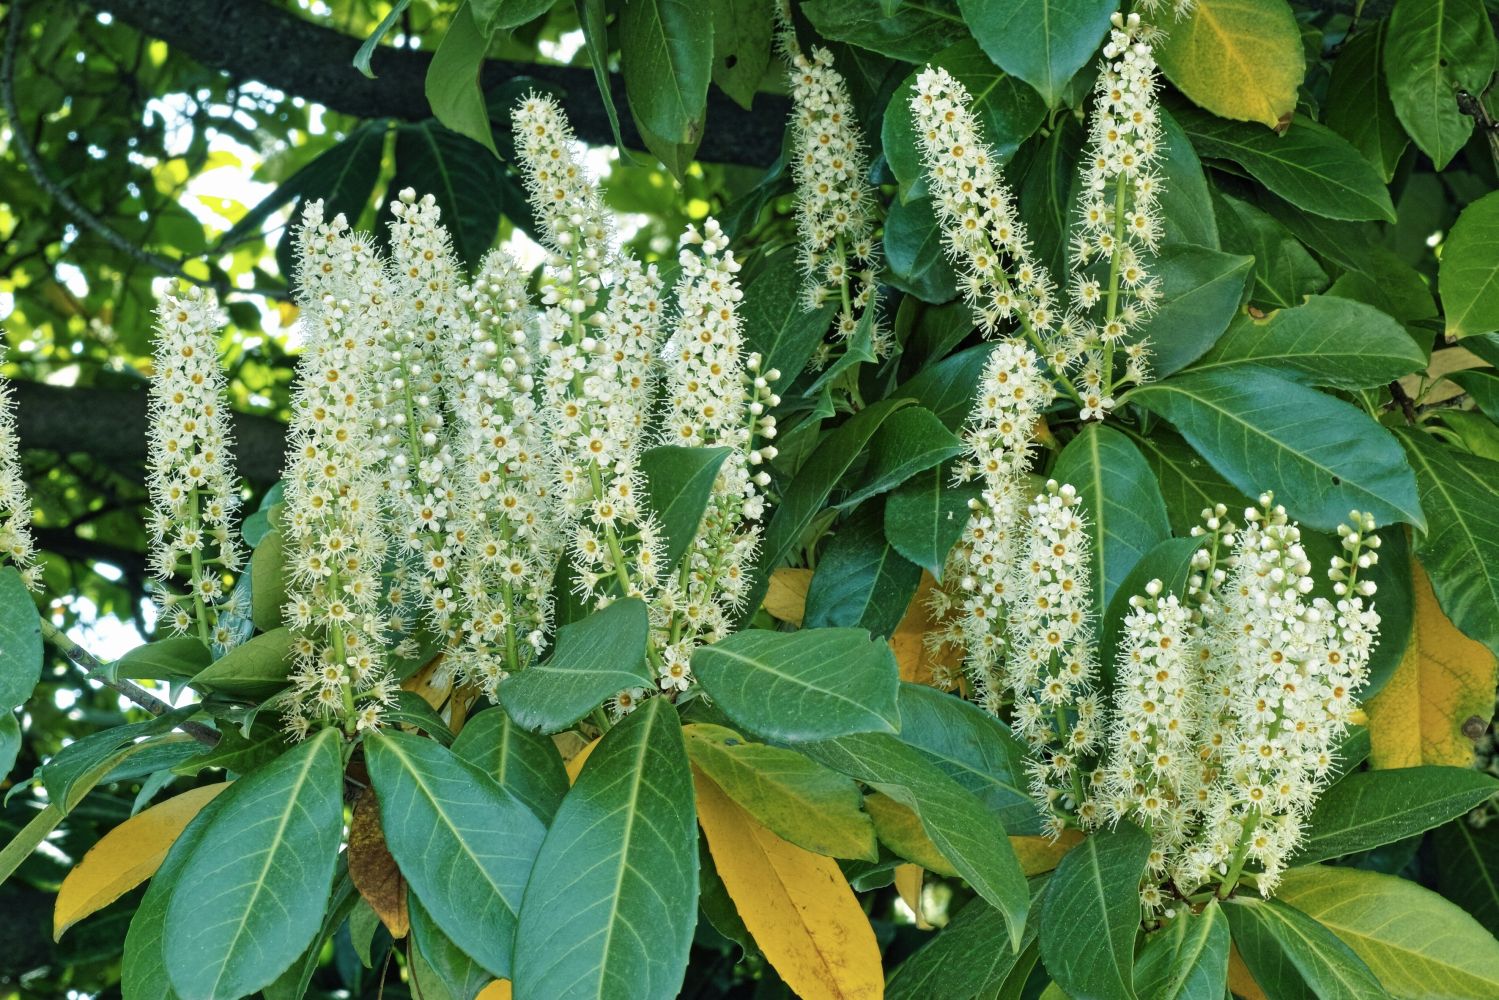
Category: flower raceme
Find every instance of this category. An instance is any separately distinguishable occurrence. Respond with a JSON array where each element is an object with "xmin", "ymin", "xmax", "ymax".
[
  {"xmin": 146, "ymin": 286, "xmax": 245, "ymax": 651},
  {"xmin": 0, "ymin": 373, "xmax": 38, "ymax": 588}
]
